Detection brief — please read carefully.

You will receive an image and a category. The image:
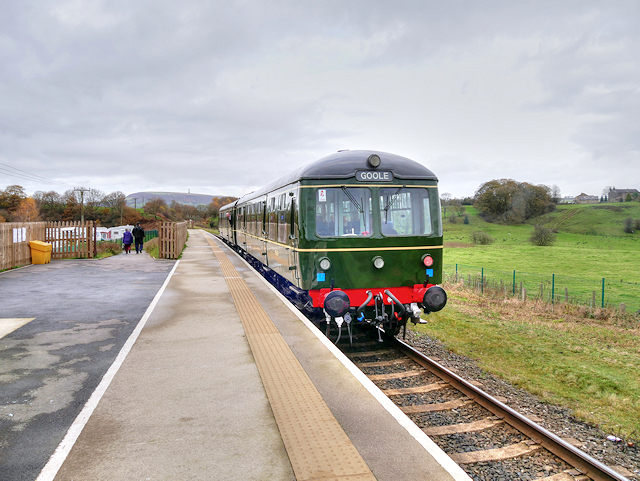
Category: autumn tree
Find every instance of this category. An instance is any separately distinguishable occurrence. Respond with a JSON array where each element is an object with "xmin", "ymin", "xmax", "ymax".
[
  {"xmin": 61, "ymin": 190, "xmax": 81, "ymax": 221},
  {"xmin": 13, "ymin": 198, "xmax": 39, "ymax": 222},
  {"xmin": 207, "ymin": 197, "xmax": 237, "ymax": 216},
  {"xmin": 0, "ymin": 185, "xmax": 27, "ymax": 215},
  {"xmin": 33, "ymin": 191, "xmax": 65, "ymax": 221},
  {"xmin": 144, "ymin": 197, "xmax": 169, "ymax": 217}
]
